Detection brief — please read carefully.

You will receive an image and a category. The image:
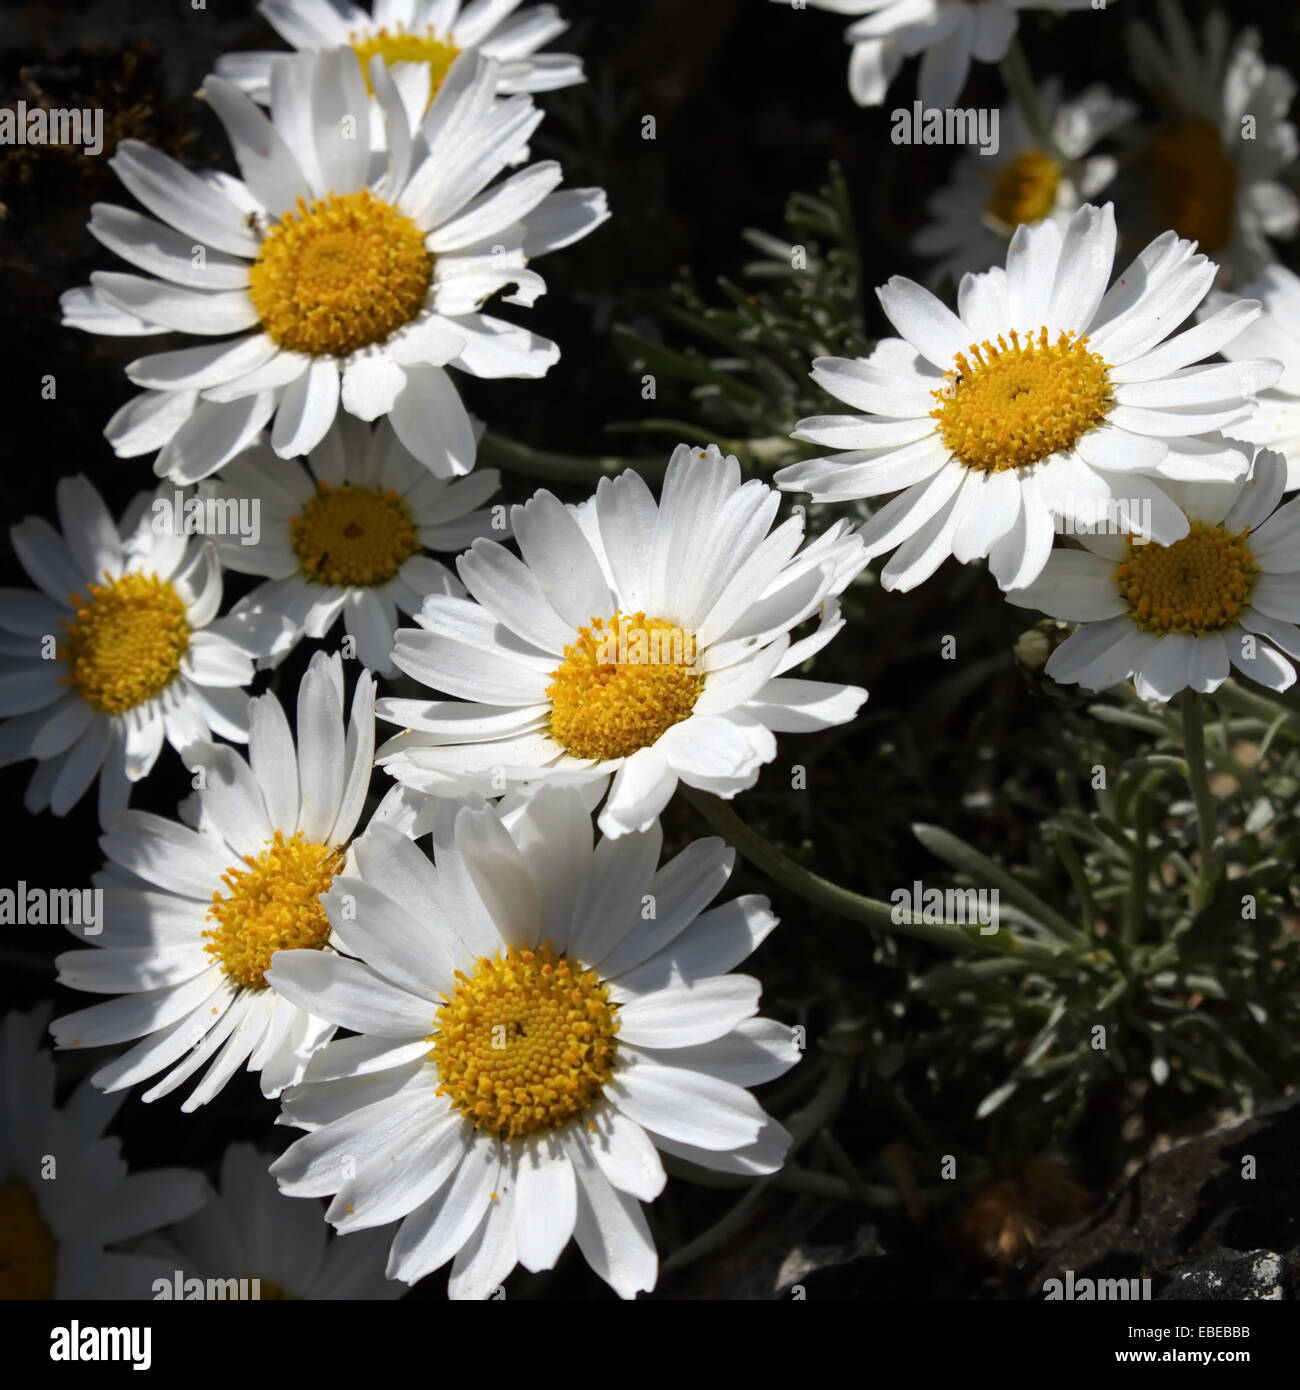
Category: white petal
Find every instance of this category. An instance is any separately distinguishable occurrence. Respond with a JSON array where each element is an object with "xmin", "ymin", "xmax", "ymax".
[
  {"xmin": 617, "ymin": 975, "xmax": 760, "ymax": 1047},
  {"xmin": 513, "ymin": 1136, "xmax": 578, "ymax": 1272},
  {"xmin": 608, "ymin": 1056, "xmax": 765, "ymax": 1150},
  {"xmin": 108, "ymin": 139, "xmax": 259, "ymax": 257},
  {"xmin": 271, "ymin": 358, "xmax": 340, "ymax": 459},
  {"xmin": 877, "ymin": 276, "xmax": 967, "ymax": 370},
  {"xmin": 266, "ymin": 952, "xmax": 436, "ymax": 1037},
  {"xmin": 564, "ymin": 1128, "xmax": 656, "ymax": 1300},
  {"xmin": 389, "ymin": 364, "xmax": 477, "ymax": 475},
  {"xmin": 93, "ymin": 271, "xmax": 258, "ymax": 335}
]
